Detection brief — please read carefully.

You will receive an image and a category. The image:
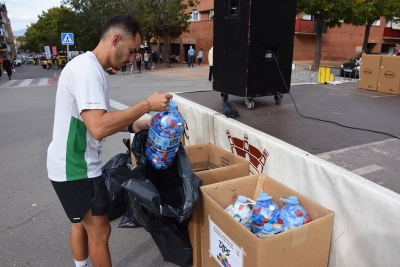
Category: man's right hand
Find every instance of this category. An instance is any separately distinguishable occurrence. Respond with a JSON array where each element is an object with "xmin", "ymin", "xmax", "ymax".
[{"xmin": 146, "ymin": 92, "xmax": 173, "ymax": 111}]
